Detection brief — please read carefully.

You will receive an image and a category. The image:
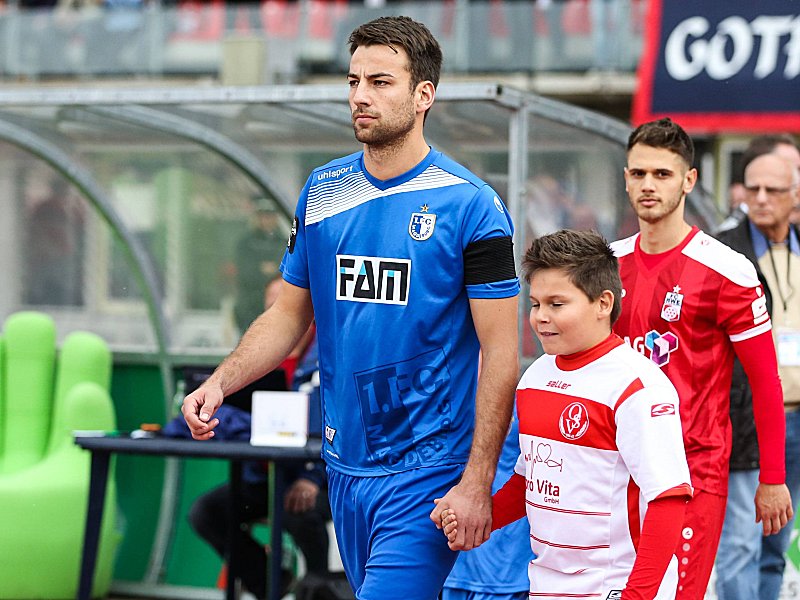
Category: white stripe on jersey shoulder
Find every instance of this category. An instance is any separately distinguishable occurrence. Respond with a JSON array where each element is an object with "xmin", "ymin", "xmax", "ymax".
[
  {"xmin": 730, "ymin": 320, "xmax": 772, "ymax": 343},
  {"xmin": 683, "ymin": 230, "xmax": 760, "ymax": 288},
  {"xmin": 610, "ymin": 233, "xmax": 638, "ymax": 258},
  {"xmin": 305, "ymin": 164, "xmax": 470, "ymax": 226}
]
